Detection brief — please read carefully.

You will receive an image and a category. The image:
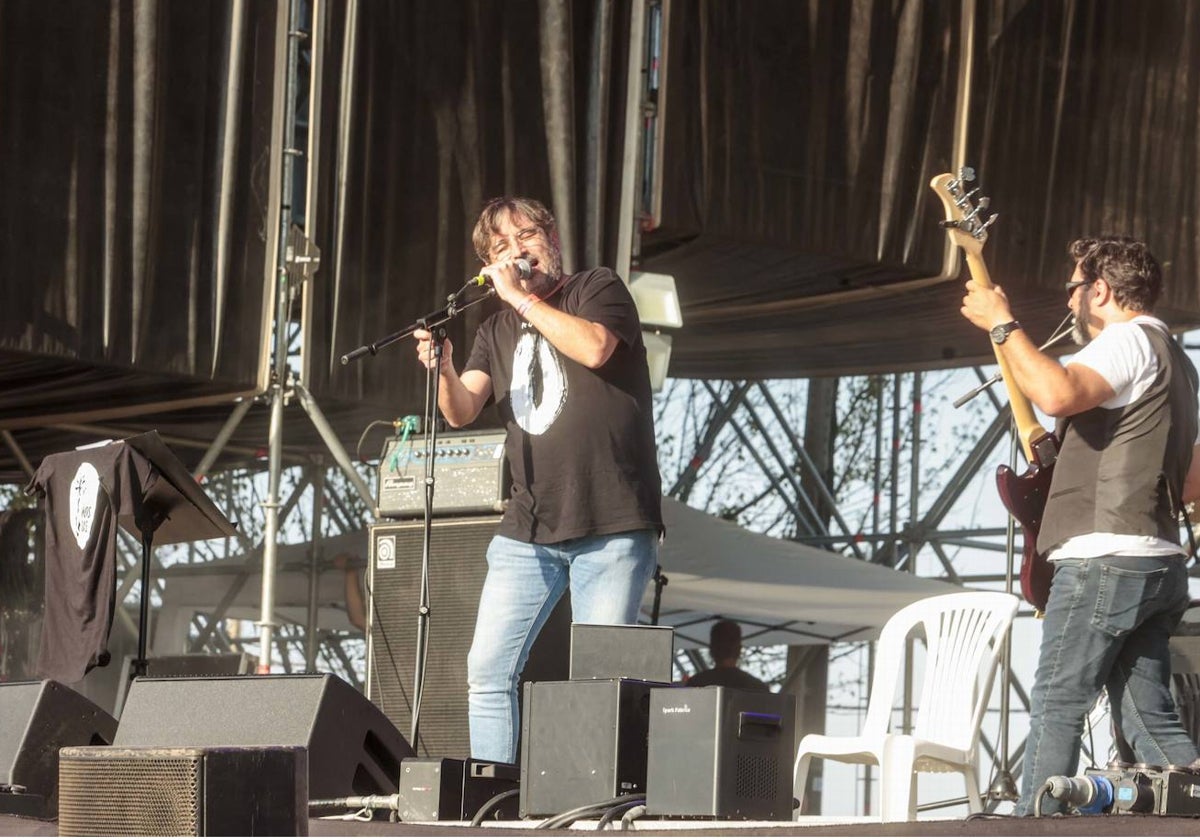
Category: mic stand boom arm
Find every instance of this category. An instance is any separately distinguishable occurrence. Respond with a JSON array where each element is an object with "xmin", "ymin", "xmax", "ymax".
[
  {"xmin": 952, "ymin": 314, "xmax": 1075, "ymax": 409},
  {"xmin": 339, "ymin": 288, "xmax": 496, "ymax": 366}
]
